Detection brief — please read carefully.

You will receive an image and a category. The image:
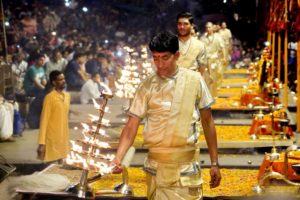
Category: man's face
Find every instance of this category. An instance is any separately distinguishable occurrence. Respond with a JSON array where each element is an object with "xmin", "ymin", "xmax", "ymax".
[
  {"xmin": 206, "ymin": 23, "xmax": 214, "ymax": 35},
  {"xmin": 152, "ymin": 51, "xmax": 179, "ymax": 78},
  {"xmin": 92, "ymin": 74, "xmax": 101, "ymax": 83},
  {"xmin": 36, "ymin": 57, "xmax": 45, "ymax": 67},
  {"xmin": 53, "ymin": 74, "xmax": 66, "ymax": 90},
  {"xmin": 54, "ymin": 52, "xmax": 62, "ymax": 61},
  {"xmin": 221, "ymin": 22, "xmax": 226, "ymax": 29},
  {"xmin": 77, "ymin": 55, "xmax": 87, "ymax": 65},
  {"xmin": 177, "ymin": 18, "xmax": 192, "ymax": 37}
]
